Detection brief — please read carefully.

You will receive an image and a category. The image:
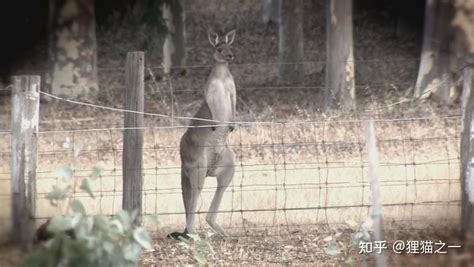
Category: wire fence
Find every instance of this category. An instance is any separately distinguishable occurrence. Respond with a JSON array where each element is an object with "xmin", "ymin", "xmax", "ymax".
[
  {"xmin": 0, "ymin": 116, "xmax": 461, "ymax": 231},
  {"xmin": 0, "ymin": 58, "xmax": 463, "ymax": 247},
  {"xmin": 30, "ymin": 116, "xmax": 459, "ymax": 233}
]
